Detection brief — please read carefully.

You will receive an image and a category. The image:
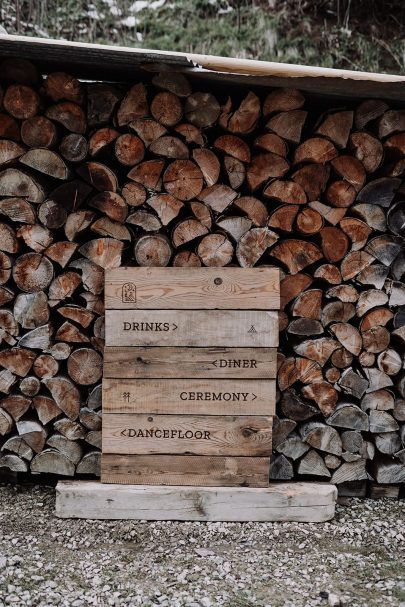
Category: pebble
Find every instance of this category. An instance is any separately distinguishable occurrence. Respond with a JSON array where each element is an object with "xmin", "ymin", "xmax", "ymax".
[{"xmin": 0, "ymin": 482, "xmax": 404, "ymax": 607}]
